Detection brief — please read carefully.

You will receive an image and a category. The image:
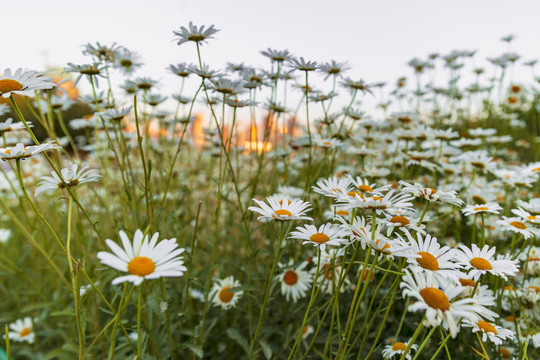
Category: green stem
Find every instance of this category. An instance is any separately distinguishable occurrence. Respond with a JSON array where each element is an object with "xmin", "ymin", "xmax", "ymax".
[{"xmin": 250, "ymin": 222, "xmax": 288, "ymax": 358}]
